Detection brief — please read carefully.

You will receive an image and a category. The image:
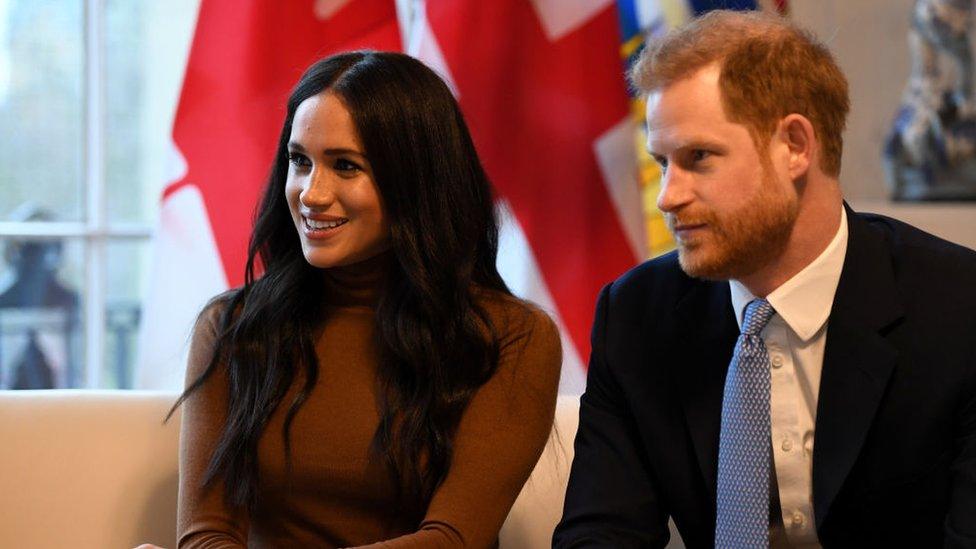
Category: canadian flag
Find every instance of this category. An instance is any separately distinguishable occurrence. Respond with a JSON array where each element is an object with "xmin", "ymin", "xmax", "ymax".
[
  {"xmin": 135, "ymin": 0, "xmax": 401, "ymax": 389},
  {"xmin": 136, "ymin": 0, "xmax": 646, "ymax": 394},
  {"xmin": 410, "ymin": 1, "xmax": 645, "ymax": 392}
]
